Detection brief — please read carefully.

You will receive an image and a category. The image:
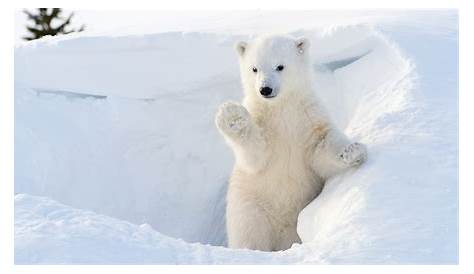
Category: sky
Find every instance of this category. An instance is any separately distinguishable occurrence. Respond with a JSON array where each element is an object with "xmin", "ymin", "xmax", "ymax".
[
  {"xmin": 15, "ymin": 9, "xmax": 457, "ymax": 44},
  {"xmin": 15, "ymin": 9, "xmax": 281, "ymax": 42}
]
